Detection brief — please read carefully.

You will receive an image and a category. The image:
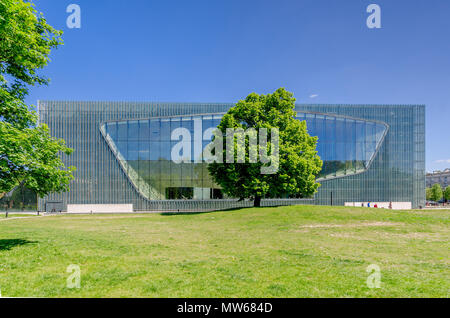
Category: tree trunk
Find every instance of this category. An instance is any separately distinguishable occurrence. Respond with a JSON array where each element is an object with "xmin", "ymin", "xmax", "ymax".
[{"xmin": 254, "ymin": 195, "xmax": 261, "ymax": 207}]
